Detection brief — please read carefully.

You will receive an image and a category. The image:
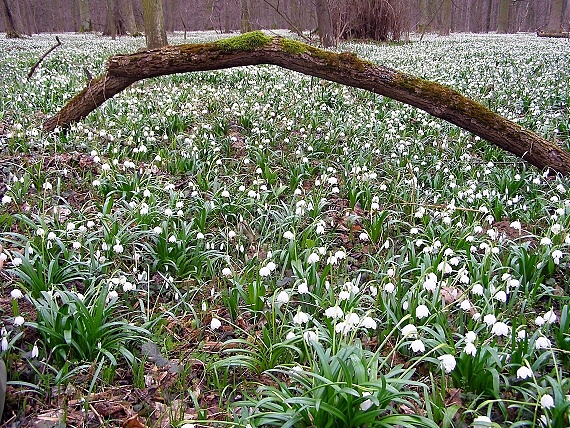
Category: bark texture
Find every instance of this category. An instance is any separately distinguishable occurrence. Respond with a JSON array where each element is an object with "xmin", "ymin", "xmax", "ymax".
[
  {"xmin": 43, "ymin": 32, "xmax": 570, "ymax": 175},
  {"xmin": 142, "ymin": 0, "xmax": 167, "ymax": 49}
]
